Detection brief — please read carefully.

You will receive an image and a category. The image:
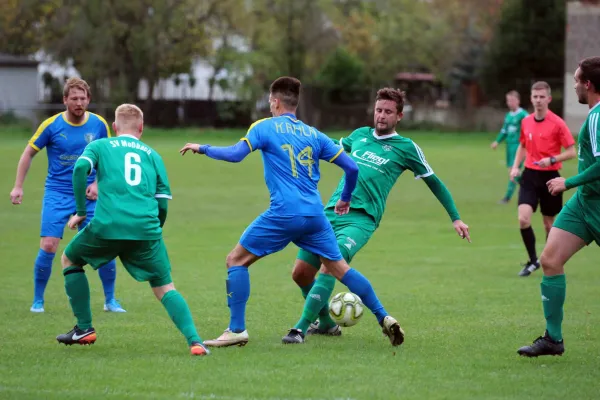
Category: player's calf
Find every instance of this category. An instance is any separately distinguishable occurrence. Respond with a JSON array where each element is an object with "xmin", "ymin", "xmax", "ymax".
[{"xmin": 56, "ymin": 325, "xmax": 96, "ymax": 346}]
